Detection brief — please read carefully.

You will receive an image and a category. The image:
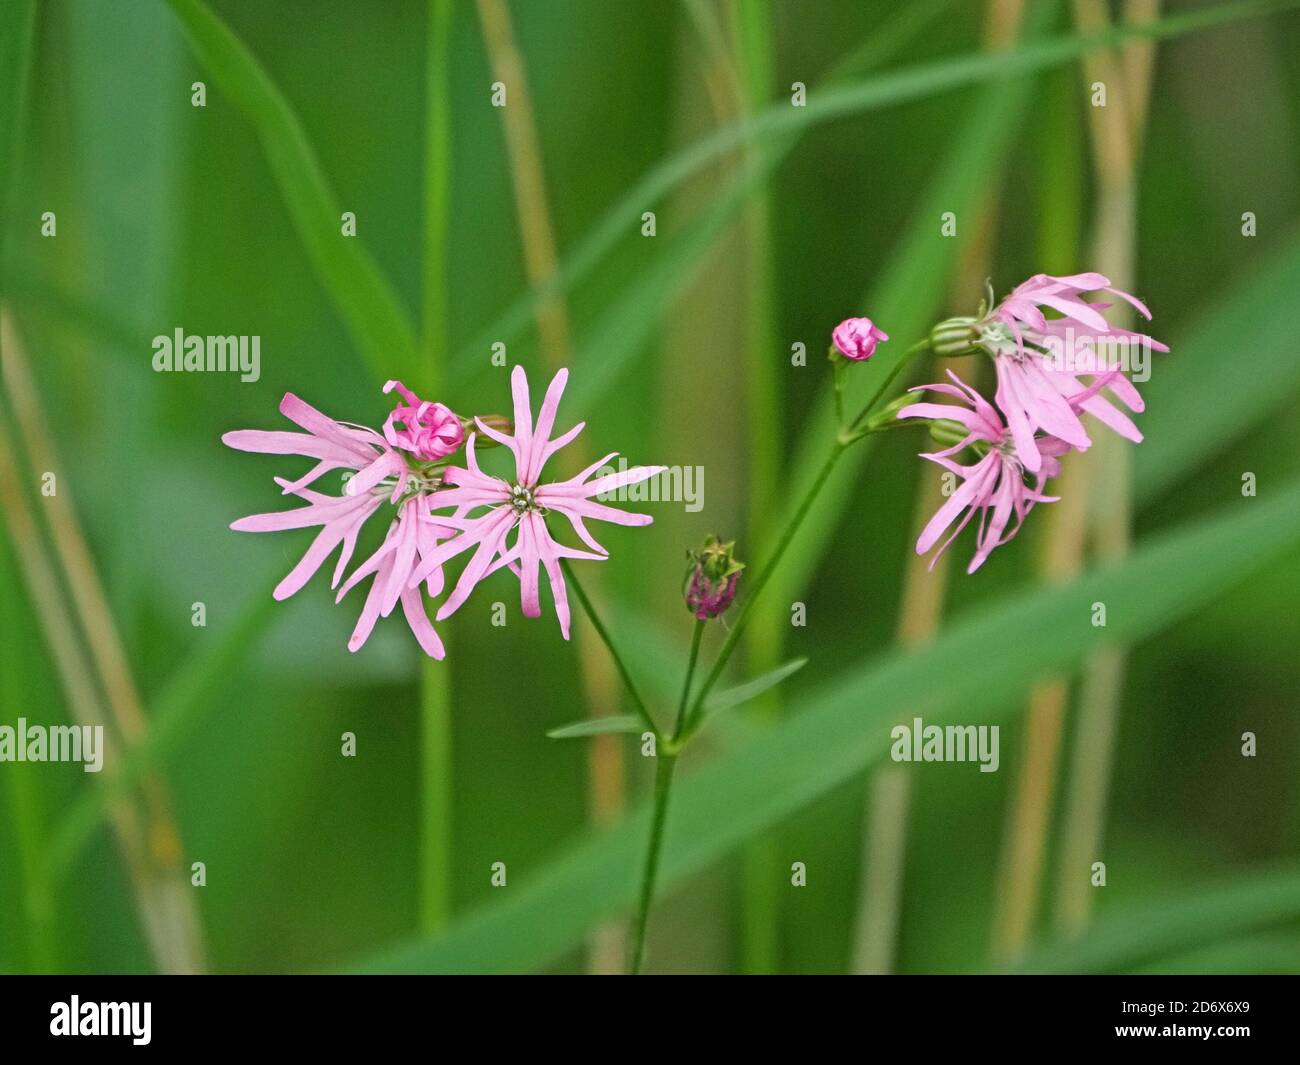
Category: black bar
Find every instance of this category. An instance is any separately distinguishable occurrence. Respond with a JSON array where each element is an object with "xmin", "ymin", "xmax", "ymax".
[{"xmin": 1, "ymin": 974, "xmax": 1292, "ymax": 1051}]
